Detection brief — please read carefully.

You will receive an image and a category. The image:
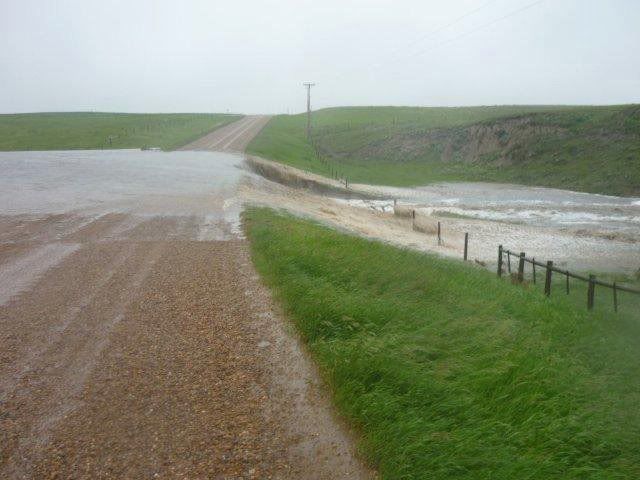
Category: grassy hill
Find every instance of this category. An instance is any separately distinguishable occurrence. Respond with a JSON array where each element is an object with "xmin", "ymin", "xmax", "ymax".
[
  {"xmin": 0, "ymin": 112, "xmax": 242, "ymax": 151},
  {"xmin": 244, "ymin": 207, "xmax": 640, "ymax": 480},
  {"xmin": 247, "ymin": 105, "xmax": 640, "ymax": 196}
]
